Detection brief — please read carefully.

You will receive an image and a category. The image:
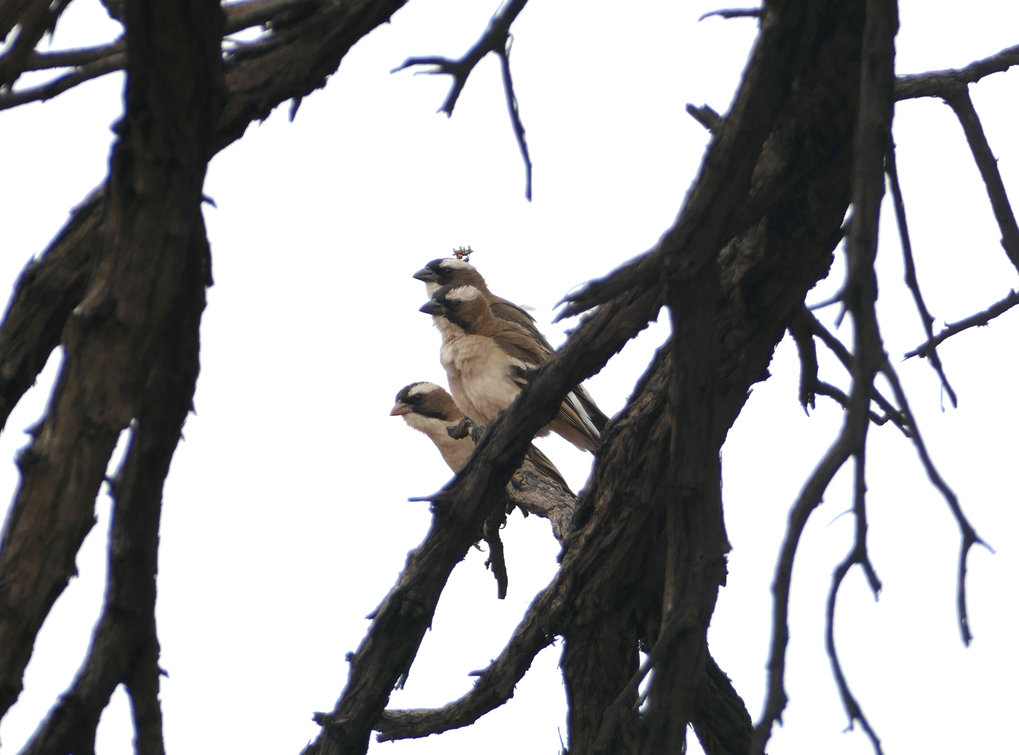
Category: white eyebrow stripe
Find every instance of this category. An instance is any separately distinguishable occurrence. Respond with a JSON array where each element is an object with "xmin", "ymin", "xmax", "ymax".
[
  {"xmin": 439, "ymin": 258, "xmax": 473, "ymax": 271},
  {"xmin": 408, "ymin": 382, "xmax": 441, "ymax": 397},
  {"xmin": 445, "ymin": 285, "xmax": 481, "ymax": 302}
]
